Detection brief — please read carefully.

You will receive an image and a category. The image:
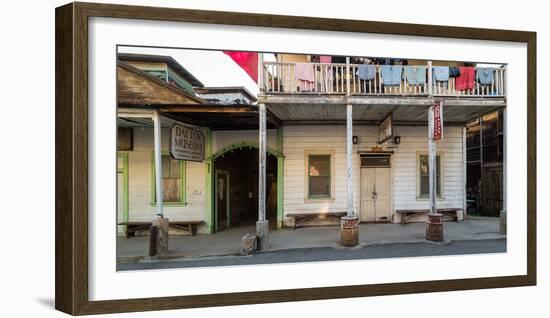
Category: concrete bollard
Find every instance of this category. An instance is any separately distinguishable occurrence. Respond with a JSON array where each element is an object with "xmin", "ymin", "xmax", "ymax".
[
  {"xmin": 256, "ymin": 220, "xmax": 269, "ymax": 251},
  {"xmin": 152, "ymin": 217, "xmax": 169, "ymax": 257},
  {"xmin": 240, "ymin": 234, "xmax": 257, "ymax": 256}
]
